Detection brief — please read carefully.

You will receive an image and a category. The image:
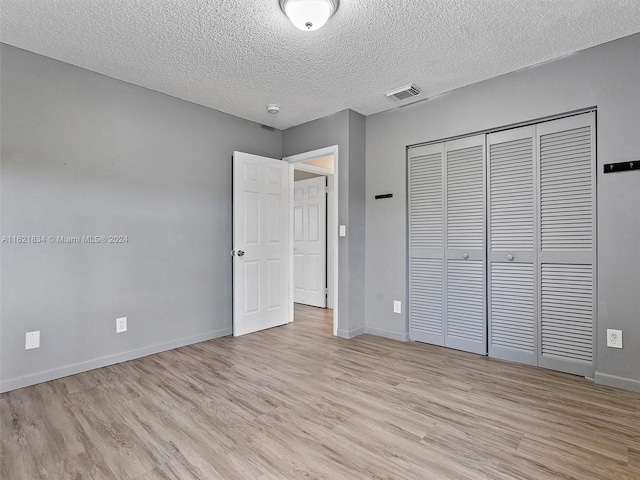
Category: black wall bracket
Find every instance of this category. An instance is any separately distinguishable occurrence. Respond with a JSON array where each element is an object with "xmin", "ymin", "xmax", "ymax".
[
  {"xmin": 604, "ymin": 161, "xmax": 640, "ymax": 174},
  {"xmin": 374, "ymin": 193, "xmax": 393, "ymax": 200}
]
